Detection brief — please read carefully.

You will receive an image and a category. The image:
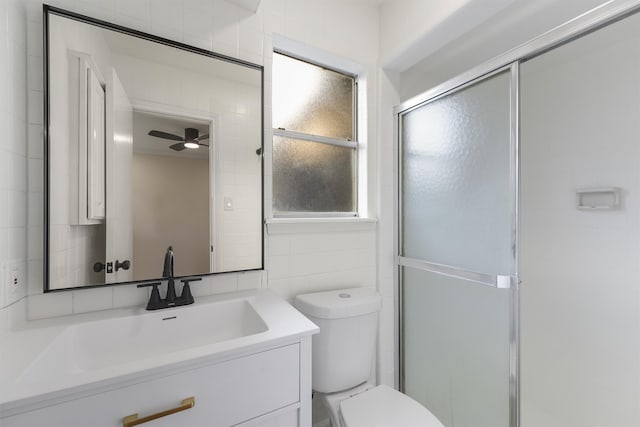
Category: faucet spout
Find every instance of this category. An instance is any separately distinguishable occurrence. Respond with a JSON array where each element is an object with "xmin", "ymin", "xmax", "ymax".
[
  {"xmin": 163, "ymin": 246, "xmax": 176, "ymax": 304},
  {"xmin": 163, "ymin": 245, "xmax": 174, "ymax": 277}
]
